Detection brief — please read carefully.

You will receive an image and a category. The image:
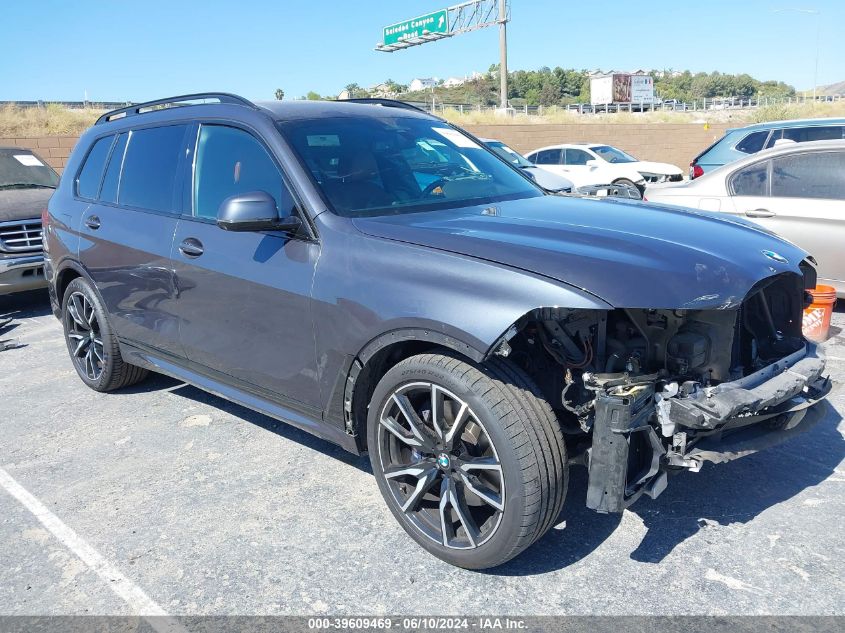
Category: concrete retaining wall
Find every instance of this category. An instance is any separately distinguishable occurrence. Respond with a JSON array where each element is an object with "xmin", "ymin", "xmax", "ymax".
[
  {"xmin": 463, "ymin": 123, "xmax": 730, "ymax": 171},
  {"xmin": 2, "ymin": 123, "xmax": 730, "ymax": 175}
]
